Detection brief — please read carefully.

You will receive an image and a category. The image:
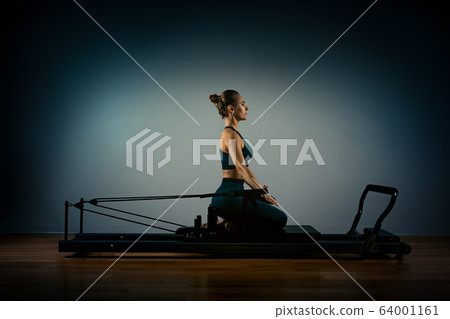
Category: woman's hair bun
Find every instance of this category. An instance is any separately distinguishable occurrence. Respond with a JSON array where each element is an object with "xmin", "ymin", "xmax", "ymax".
[{"xmin": 209, "ymin": 94, "xmax": 220, "ymax": 104}]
